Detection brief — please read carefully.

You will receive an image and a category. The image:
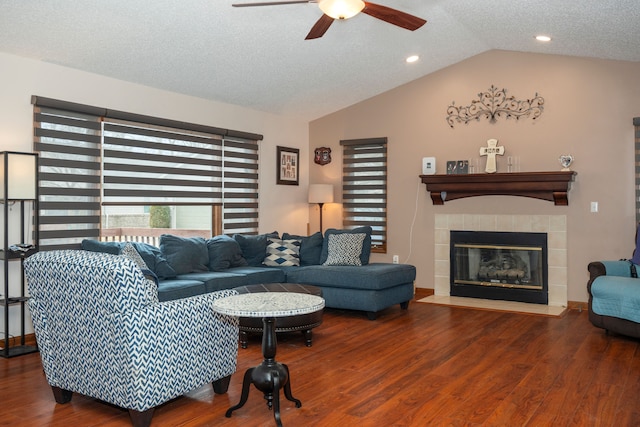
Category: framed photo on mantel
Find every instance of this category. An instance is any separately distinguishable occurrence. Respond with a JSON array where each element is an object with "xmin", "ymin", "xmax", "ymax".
[{"xmin": 277, "ymin": 146, "xmax": 299, "ymax": 185}]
